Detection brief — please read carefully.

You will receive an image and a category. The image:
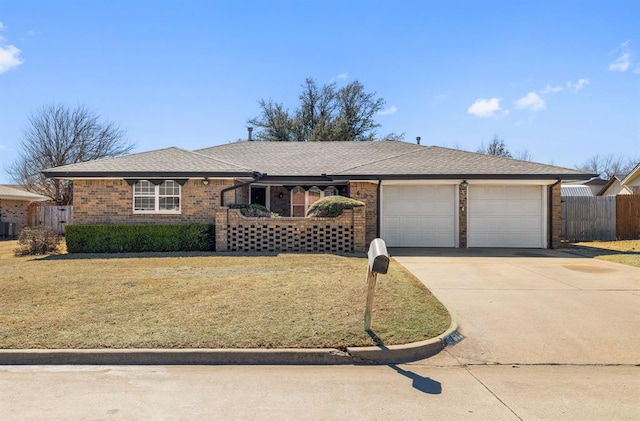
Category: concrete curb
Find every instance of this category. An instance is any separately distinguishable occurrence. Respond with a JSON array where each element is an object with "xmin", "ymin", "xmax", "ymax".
[{"xmin": 0, "ymin": 316, "xmax": 459, "ymax": 366}]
